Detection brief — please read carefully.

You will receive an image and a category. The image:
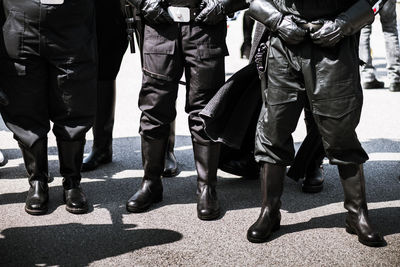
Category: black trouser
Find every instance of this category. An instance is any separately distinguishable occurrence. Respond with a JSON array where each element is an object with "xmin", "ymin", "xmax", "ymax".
[
  {"xmin": 255, "ymin": 35, "xmax": 369, "ymax": 166},
  {"xmin": 95, "ymin": 0, "xmax": 128, "ymax": 81},
  {"xmin": 139, "ymin": 22, "xmax": 228, "ymax": 143},
  {"xmin": 0, "ymin": 0, "xmax": 97, "ymax": 147}
]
